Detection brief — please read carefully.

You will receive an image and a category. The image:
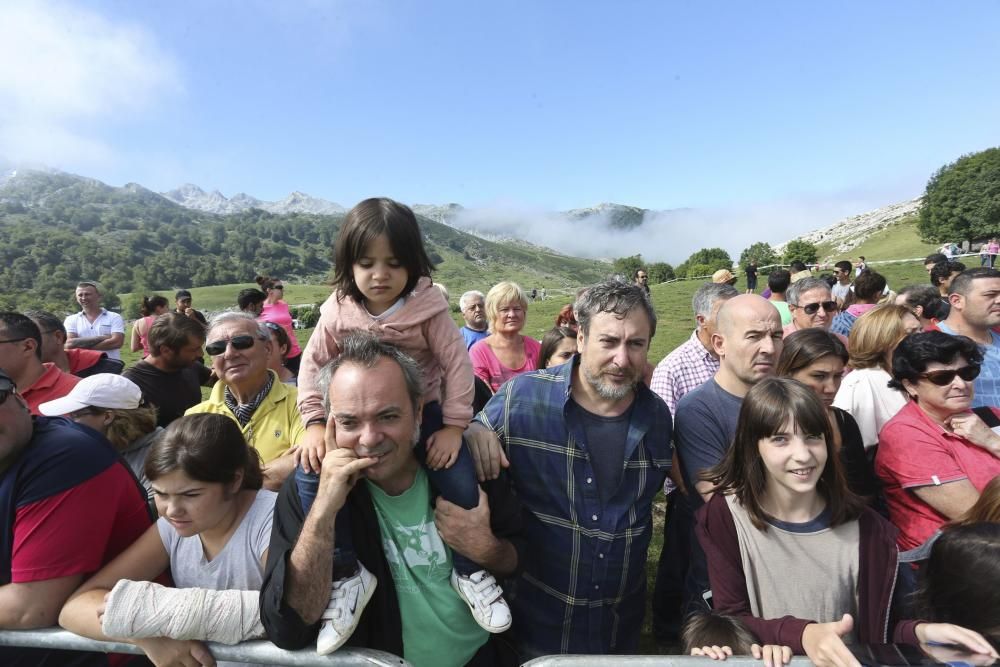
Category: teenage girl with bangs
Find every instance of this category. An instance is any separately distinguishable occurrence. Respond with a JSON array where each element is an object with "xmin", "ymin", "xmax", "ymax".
[
  {"xmin": 696, "ymin": 377, "xmax": 995, "ymax": 667},
  {"xmin": 294, "ymin": 197, "xmax": 509, "ymax": 655}
]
